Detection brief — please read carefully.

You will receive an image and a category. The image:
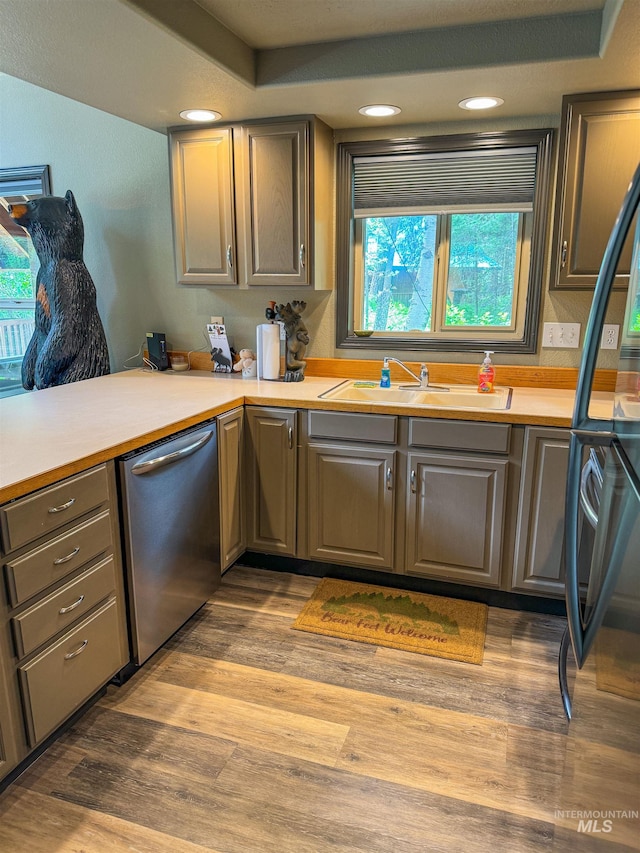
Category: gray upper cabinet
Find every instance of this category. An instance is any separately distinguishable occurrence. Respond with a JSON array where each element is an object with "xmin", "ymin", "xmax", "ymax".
[
  {"xmin": 550, "ymin": 90, "xmax": 640, "ymax": 290},
  {"xmin": 169, "ymin": 126, "xmax": 237, "ymax": 286},
  {"xmin": 237, "ymin": 122, "xmax": 308, "ymax": 286},
  {"xmin": 169, "ymin": 117, "xmax": 334, "ymax": 289}
]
